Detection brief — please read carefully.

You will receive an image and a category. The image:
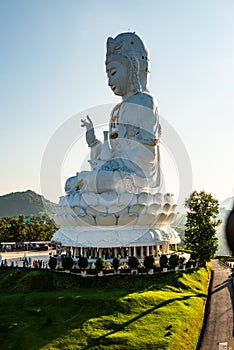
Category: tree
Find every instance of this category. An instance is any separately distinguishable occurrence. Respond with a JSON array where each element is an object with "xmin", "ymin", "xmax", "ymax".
[
  {"xmin": 128, "ymin": 256, "xmax": 139, "ymax": 270},
  {"xmin": 95, "ymin": 257, "xmax": 105, "ymax": 271},
  {"xmin": 184, "ymin": 190, "xmax": 221, "ymax": 266},
  {"xmin": 159, "ymin": 254, "xmax": 168, "ymax": 268},
  {"xmin": 169, "ymin": 254, "xmax": 179, "ymax": 268},
  {"xmin": 6, "ymin": 215, "xmax": 26, "ymax": 242},
  {"xmin": 0, "ymin": 218, "xmax": 8, "ymax": 242},
  {"xmin": 143, "ymin": 255, "xmax": 154, "ymax": 270},
  {"xmin": 1, "ymin": 214, "xmax": 57, "ymax": 243},
  {"xmin": 25, "ymin": 215, "xmax": 57, "ymax": 241},
  {"xmin": 112, "ymin": 257, "xmax": 120, "ymax": 271},
  {"xmin": 78, "ymin": 257, "xmax": 88, "ymax": 270},
  {"xmin": 48, "ymin": 257, "xmax": 57, "ymax": 270},
  {"xmin": 62, "ymin": 256, "xmax": 74, "ymax": 271},
  {"xmin": 26, "ymin": 222, "xmax": 45, "ymax": 241},
  {"xmin": 179, "ymin": 256, "xmax": 186, "ymax": 266}
]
